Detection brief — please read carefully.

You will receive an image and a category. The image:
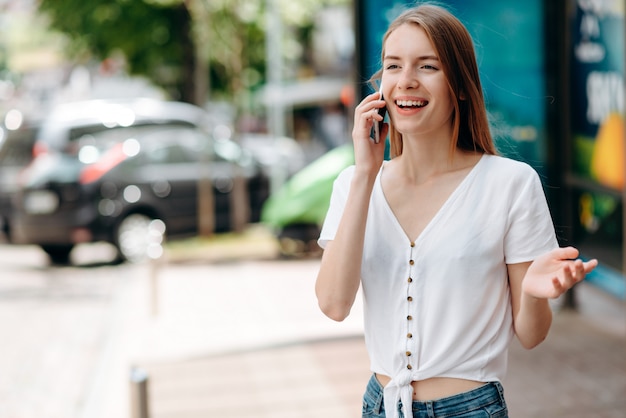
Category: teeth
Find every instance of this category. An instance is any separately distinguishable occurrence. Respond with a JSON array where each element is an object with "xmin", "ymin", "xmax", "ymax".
[{"xmin": 397, "ymin": 100, "xmax": 427, "ymax": 107}]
